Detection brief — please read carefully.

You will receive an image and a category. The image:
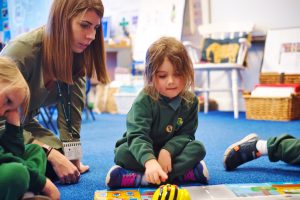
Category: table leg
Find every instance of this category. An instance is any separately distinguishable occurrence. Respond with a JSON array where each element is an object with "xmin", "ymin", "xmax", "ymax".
[
  {"xmin": 231, "ymin": 69, "xmax": 239, "ymax": 119},
  {"xmin": 204, "ymin": 70, "xmax": 210, "ymax": 114}
]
